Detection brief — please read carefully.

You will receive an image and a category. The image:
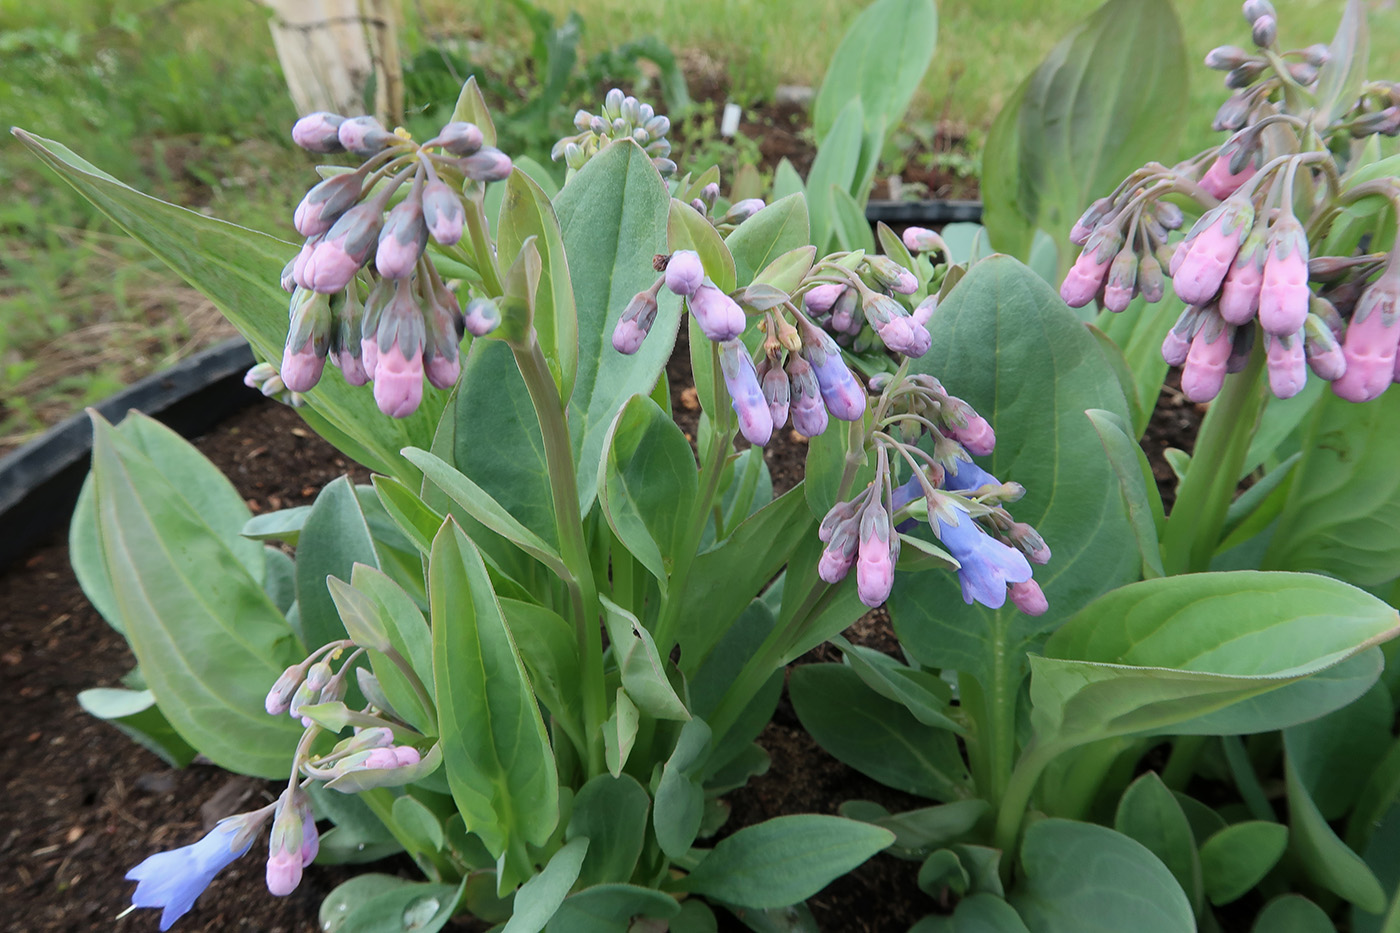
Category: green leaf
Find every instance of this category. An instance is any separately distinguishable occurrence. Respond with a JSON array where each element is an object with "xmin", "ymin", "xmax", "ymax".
[
  {"xmin": 830, "ymin": 186, "xmax": 876, "ymax": 254},
  {"xmin": 241, "ymin": 506, "xmax": 313, "ymax": 546},
  {"xmin": 1285, "ymin": 682, "xmax": 1392, "ymax": 820},
  {"xmin": 1314, "ymin": 0, "xmax": 1369, "ymax": 125},
  {"xmin": 566, "ymin": 774, "xmax": 650, "ymax": 886},
  {"xmin": 790, "ymin": 664, "xmax": 971, "ymax": 801},
  {"xmin": 327, "ymin": 575, "xmax": 392, "ymax": 652},
  {"xmin": 85, "ymin": 413, "xmax": 301, "ymax": 777},
  {"xmin": 498, "ymin": 169, "xmax": 579, "ymax": 401},
  {"xmin": 1284, "ymin": 740, "xmax": 1387, "ymax": 912},
  {"xmin": 350, "ymin": 564, "xmax": 436, "ymax": 734},
  {"xmin": 1199, "ymin": 821, "xmax": 1288, "ymax": 906},
  {"xmin": 296, "ymin": 477, "xmax": 379, "ymax": 650},
  {"xmin": 499, "ymin": 598, "xmax": 583, "ymax": 751},
  {"xmin": 1252, "ymin": 895, "xmax": 1335, "ymax": 933},
  {"xmin": 1033, "ymin": 571, "xmax": 1400, "ymax": 748},
  {"xmin": 654, "ymin": 717, "xmax": 712, "ymax": 859},
  {"xmin": 451, "ymin": 77, "xmax": 497, "ymax": 147},
  {"xmin": 430, "ymin": 521, "xmax": 558, "ymax": 858},
  {"xmin": 502, "ymin": 837, "xmax": 589, "ymax": 933},
  {"xmin": 890, "ymin": 256, "xmax": 1138, "ymax": 691},
  {"xmin": 77, "ymin": 688, "xmax": 197, "ymax": 768},
  {"xmin": 546, "ymin": 884, "xmax": 680, "ymax": 933},
  {"xmin": 1085, "ymin": 409, "xmax": 1164, "ymax": 578},
  {"xmin": 601, "ymin": 597, "xmax": 690, "ymax": 721},
  {"xmin": 754, "ymin": 246, "xmax": 817, "ymax": 297},
  {"xmin": 980, "ymin": 0, "xmax": 1188, "ymax": 267},
  {"xmin": 805, "ymin": 99, "xmax": 864, "ymax": 253},
  {"xmin": 1011, "ymin": 819, "xmax": 1194, "ymax": 933},
  {"xmin": 554, "ymin": 138, "xmax": 677, "ymax": 513},
  {"xmin": 772, "ymin": 159, "xmax": 805, "ymax": 202},
  {"xmin": 1264, "ymin": 389, "xmax": 1400, "ymax": 586},
  {"xmin": 597, "ymin": 395, "xmax": 699, "ymax": 588},
  {"xmin": 840, "ymin": 799, "xmax": 990, "ymax": 857},
  {"xmin": 726, "ymin": 193, "xmax": 811, "ymax": 290},
  {"xmin": 912, "ymin": 893, "xmax": 1030, "ymax": 933},
  {"xmin": 603, "ymin": 689, "xmax": 639, "ymax": 777},
  {"xmin": 14, "ymin": 130, "xmax": 440, "ymax": 478},
  {"xmin": 680, "ymin": 815, "xmax": 893, "ymax": 909},
  {"xmin": 812, "ymin": 0, "xmax": 937, "ymax": 142},
  {"xmin": 1113, "ymin": 773, "xmax": 1202, "ymax": 913},
  {"xmin": 391, "ymin": 795, "xmax": 445, "ymax": 856},
  {"xmin": 371, "ymin": 475, "xmax": 445, "ymax": 555},
  {"xmin": 831, "ymin": 636, "xmax": 965, "ymax": 735},
  {"xmin": 669, "ymin": 198, "xmax": 737, "ymax": 294}
]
